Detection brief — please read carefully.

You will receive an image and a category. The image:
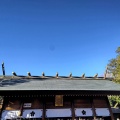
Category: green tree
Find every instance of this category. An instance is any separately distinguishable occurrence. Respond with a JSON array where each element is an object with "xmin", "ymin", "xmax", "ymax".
[
  {"xmin": 107, "ymin": 46, "xmax": 120, "ymax": 108},
  {"xmin": 107, "ymin": 47, "xmax": 120, "ymax": 82},
  {"xmin": 108, "ymin": 96, "xmax": 120, "ymax": 108}
]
